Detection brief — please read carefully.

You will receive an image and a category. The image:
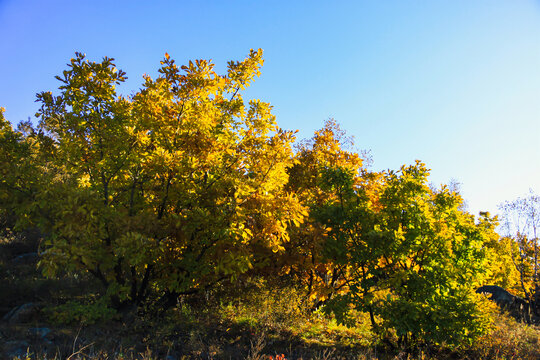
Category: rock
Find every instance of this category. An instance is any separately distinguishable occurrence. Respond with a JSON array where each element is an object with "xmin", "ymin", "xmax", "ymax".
[
  {"xmin": 3, "ymin": 340, "xmax": 30, "ymax": 359},
  {"xmin": 477, "ymin": 285, "xmax": 531, "ymax": 323},
  {"xmin": 476, "ymin": 285, "xmax": 517, "ymax": 306},
  {"xmin": 28, "ymin": 327, "xmax": 54, "ymax": 347},
  {"xmin": 11, "ymin": 252, "xmax": 39, "ymax": 265},
  {"xmin": 2, "ymin": 302, "xmax": 42, "ymax": 324},
  {"xmin": 28, "ymin": 327, "xmax": 52, "ymax": 338}
]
